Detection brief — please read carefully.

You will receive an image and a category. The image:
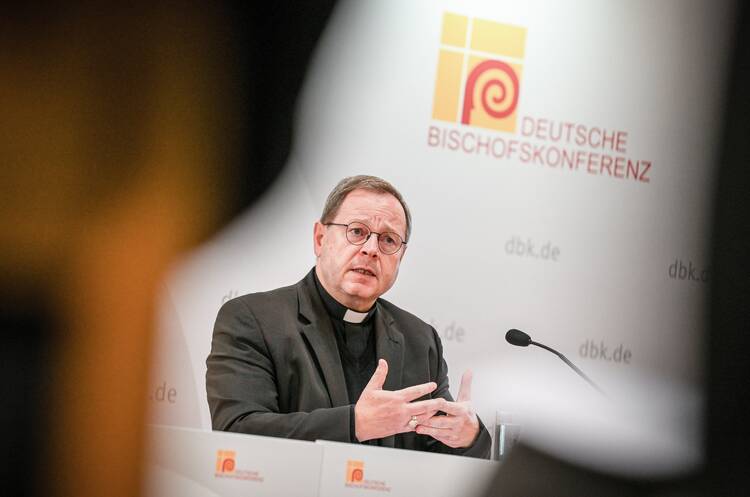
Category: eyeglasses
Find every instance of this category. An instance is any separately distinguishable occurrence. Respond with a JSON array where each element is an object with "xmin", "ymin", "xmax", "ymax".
[{"xmin": 325, "ymin": 221, "xmax": 406, "ymax": 255}]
